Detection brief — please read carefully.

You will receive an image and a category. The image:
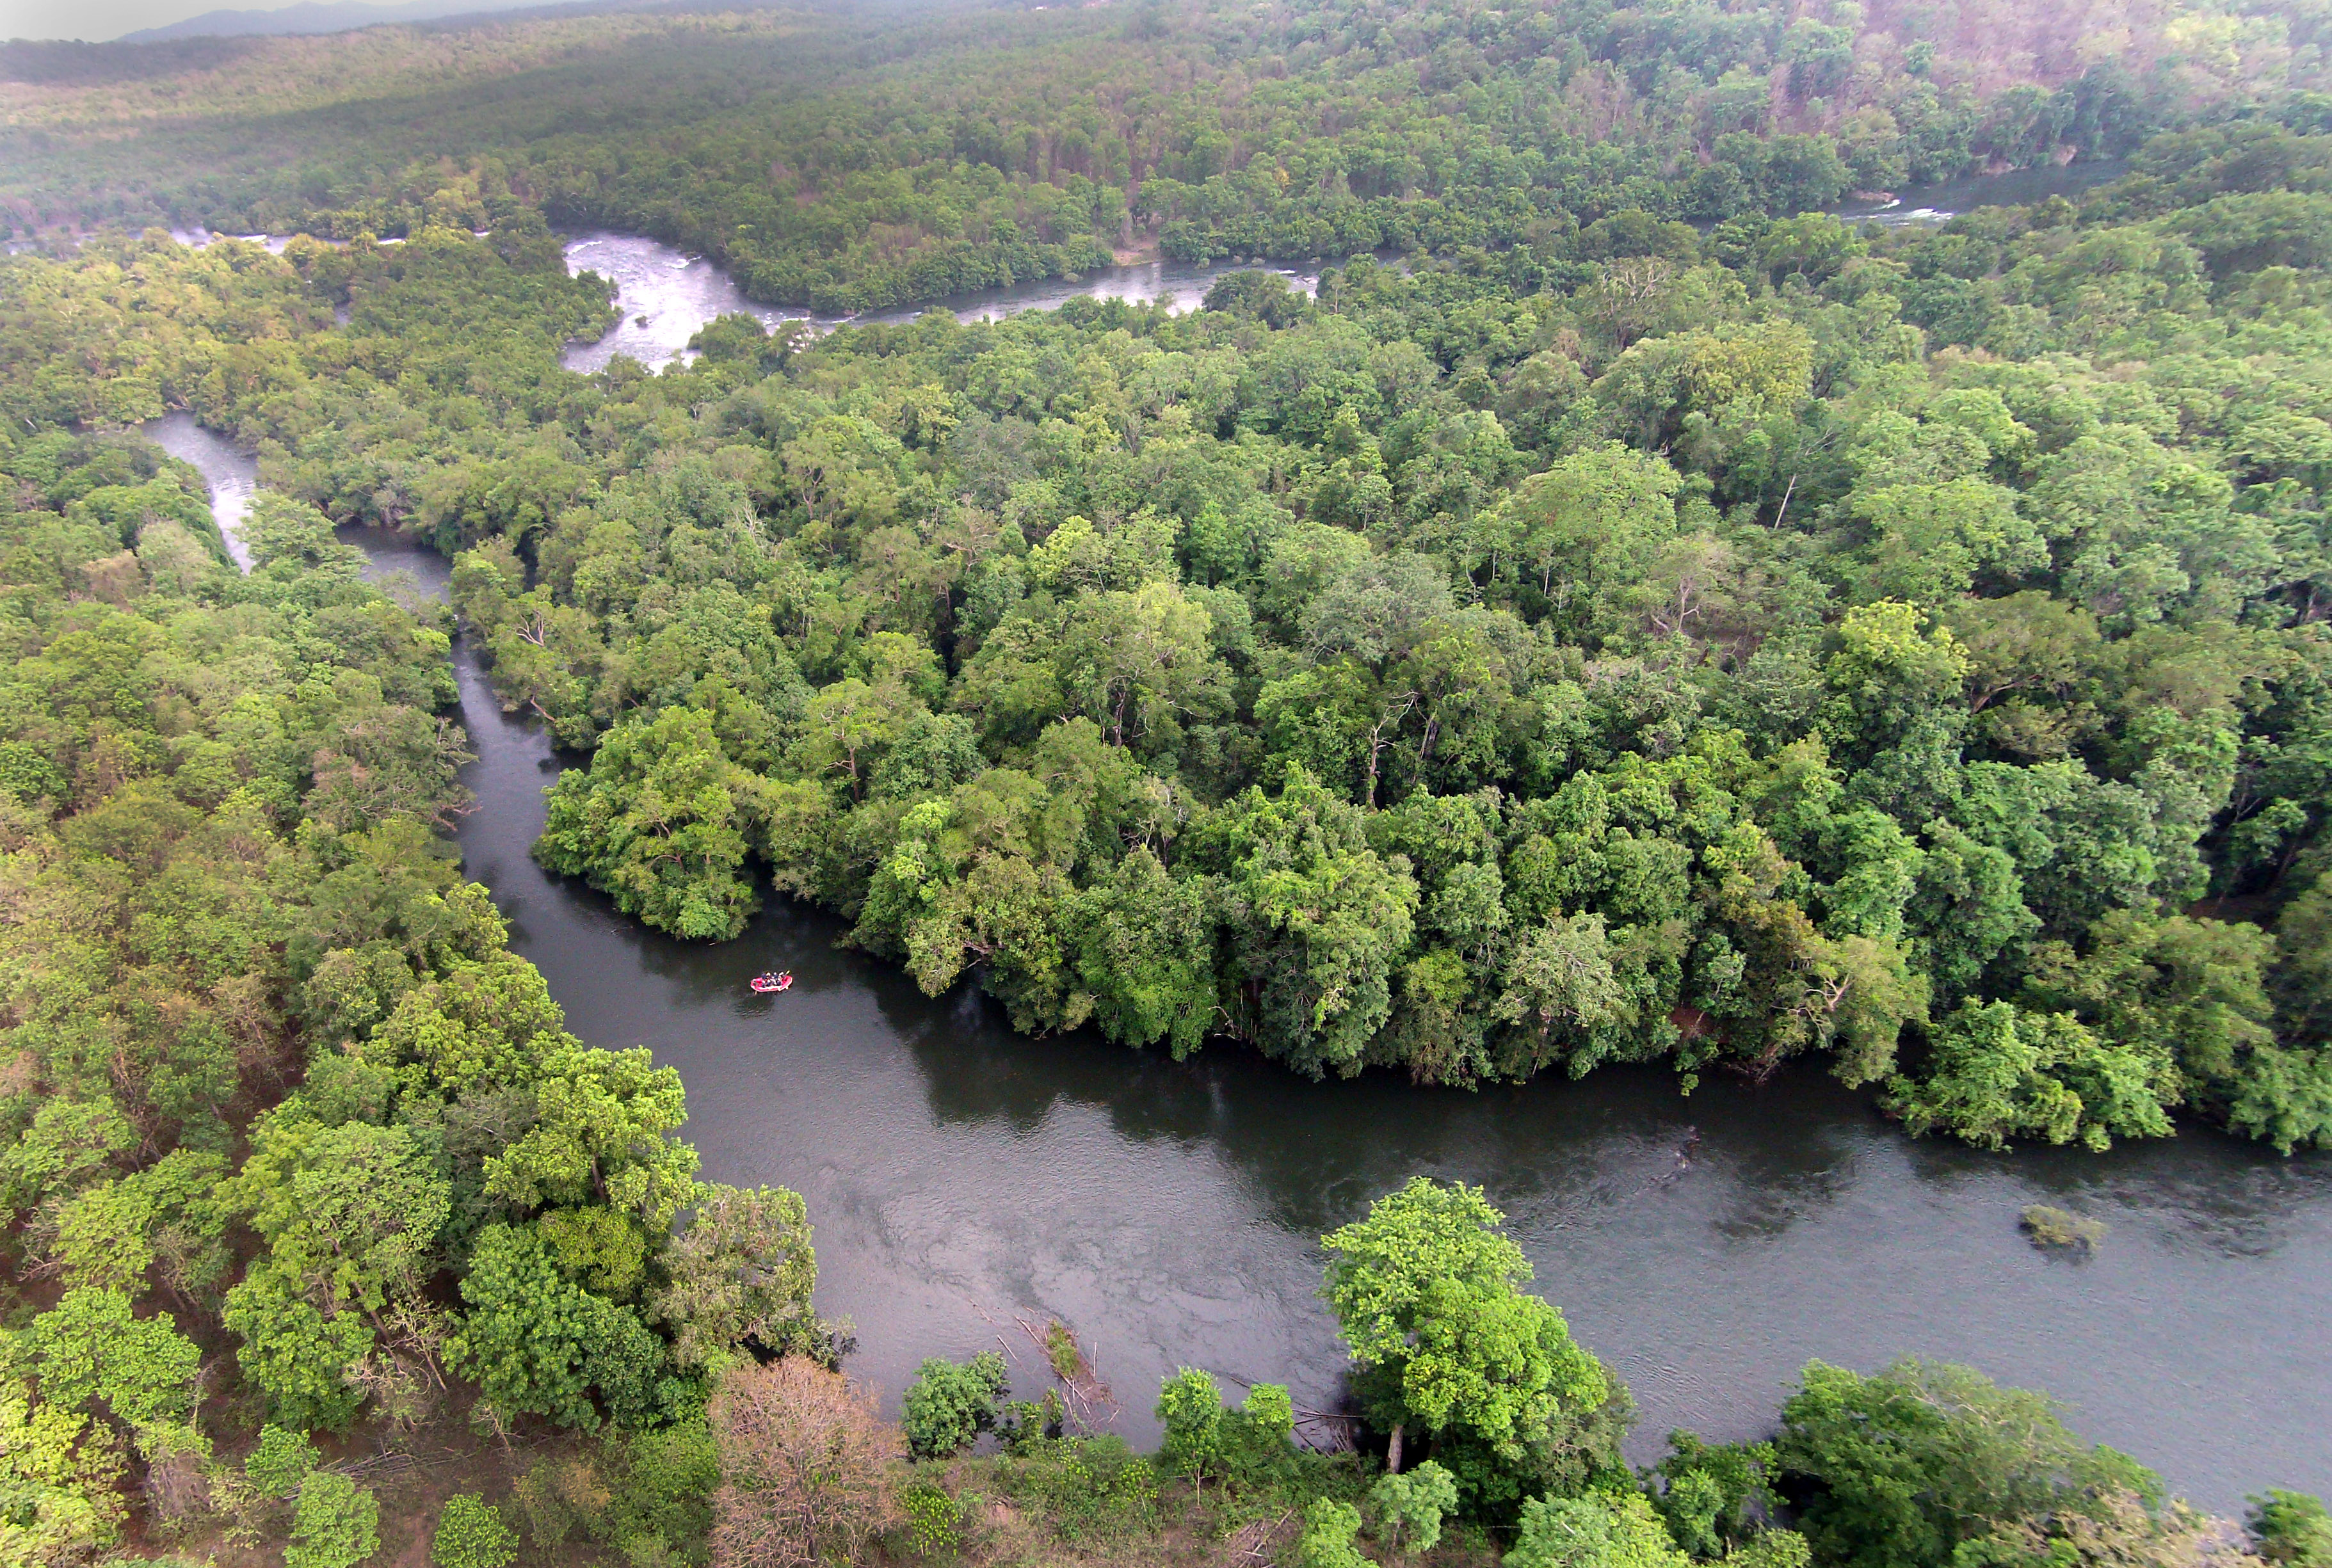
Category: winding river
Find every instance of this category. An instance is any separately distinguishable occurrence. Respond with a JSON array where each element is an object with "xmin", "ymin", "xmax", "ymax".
[{"xmin": 145, "ymin": 182, "xmax": 2332, "ymax": 1507}]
